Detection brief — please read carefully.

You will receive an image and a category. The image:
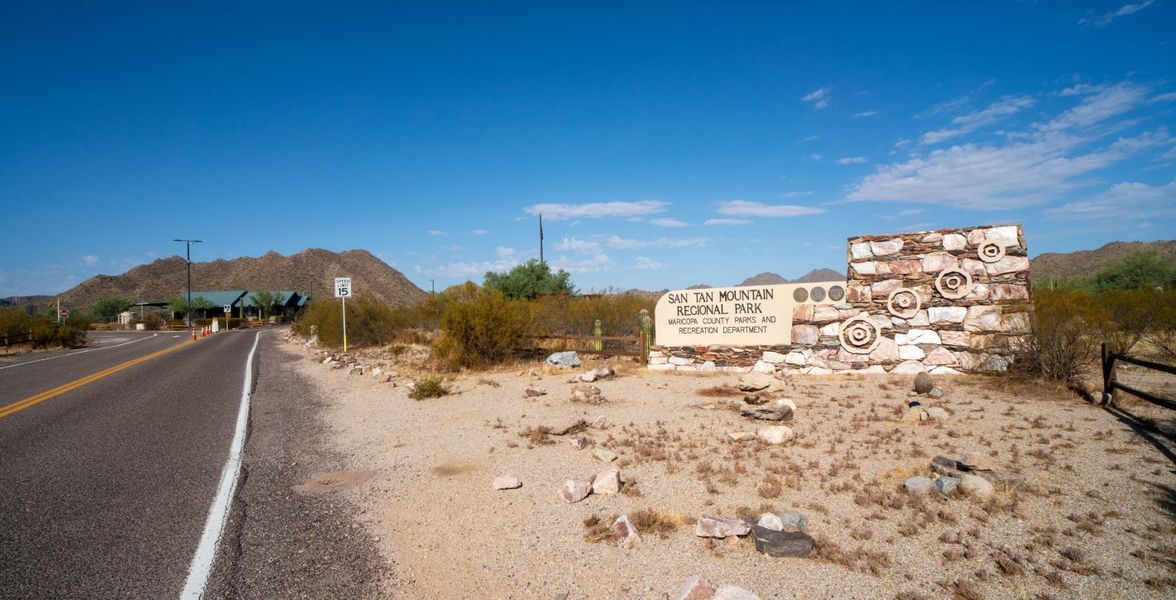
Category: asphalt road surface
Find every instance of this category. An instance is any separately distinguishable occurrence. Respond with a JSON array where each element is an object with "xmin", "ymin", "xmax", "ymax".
[{"xmin": 0, "ymin": 328, "xmax": 389, "ymax": 599}]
